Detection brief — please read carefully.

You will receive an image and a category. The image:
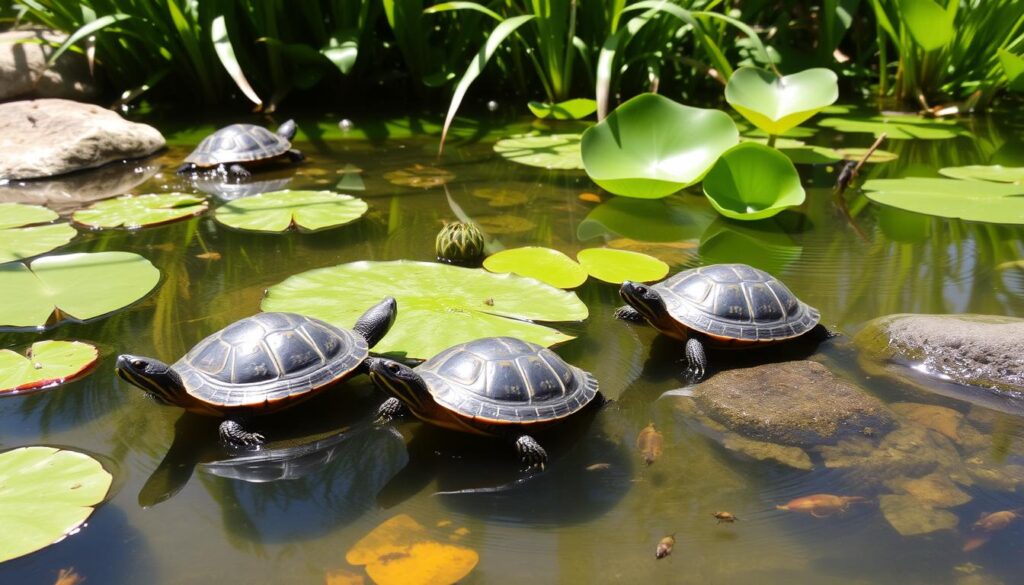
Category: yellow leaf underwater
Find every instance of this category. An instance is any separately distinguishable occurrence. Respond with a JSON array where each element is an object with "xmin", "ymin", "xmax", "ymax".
[{"xmin": 346, "ymin": 514, "xmax": 479, "ymax": 585}]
